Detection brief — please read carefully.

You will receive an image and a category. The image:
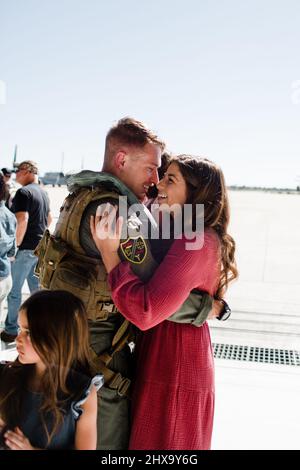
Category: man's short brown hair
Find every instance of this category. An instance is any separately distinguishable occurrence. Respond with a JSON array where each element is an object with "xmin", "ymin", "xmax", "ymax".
[
  {"xmin": 17, "ymin": 160, "xmax": 39, "ymax": 175},
  {"xmin": 104, "ymin": 117, "xmax": 165, "ymax": 162}
]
